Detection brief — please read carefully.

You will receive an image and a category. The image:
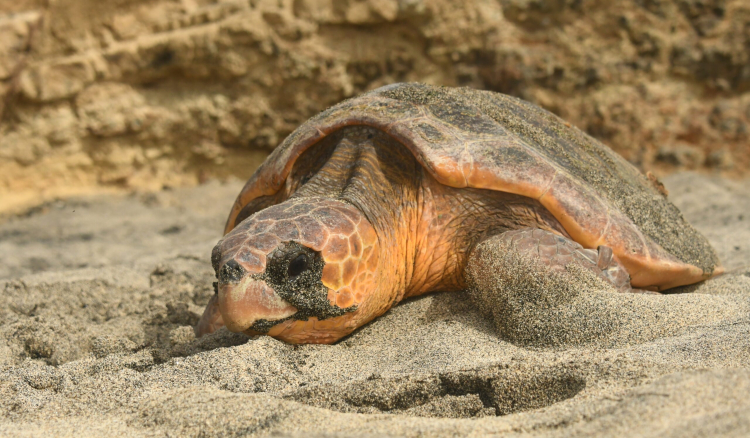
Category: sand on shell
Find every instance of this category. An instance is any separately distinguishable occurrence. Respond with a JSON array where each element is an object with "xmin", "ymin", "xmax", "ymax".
[{"xmin": 1, "ymin": 172, "xmax": 749, "ymax": 437}]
